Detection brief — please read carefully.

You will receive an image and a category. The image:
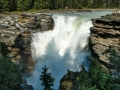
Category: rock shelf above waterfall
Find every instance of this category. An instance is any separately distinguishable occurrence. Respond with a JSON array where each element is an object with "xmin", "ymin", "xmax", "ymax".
[
  {"xmin": 90, "ymin": 13, "xmax": 120, "ymax": 65},
  {"xmin": 0, "ymin": 13, "xmax": 54, "ymax": 75}
]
